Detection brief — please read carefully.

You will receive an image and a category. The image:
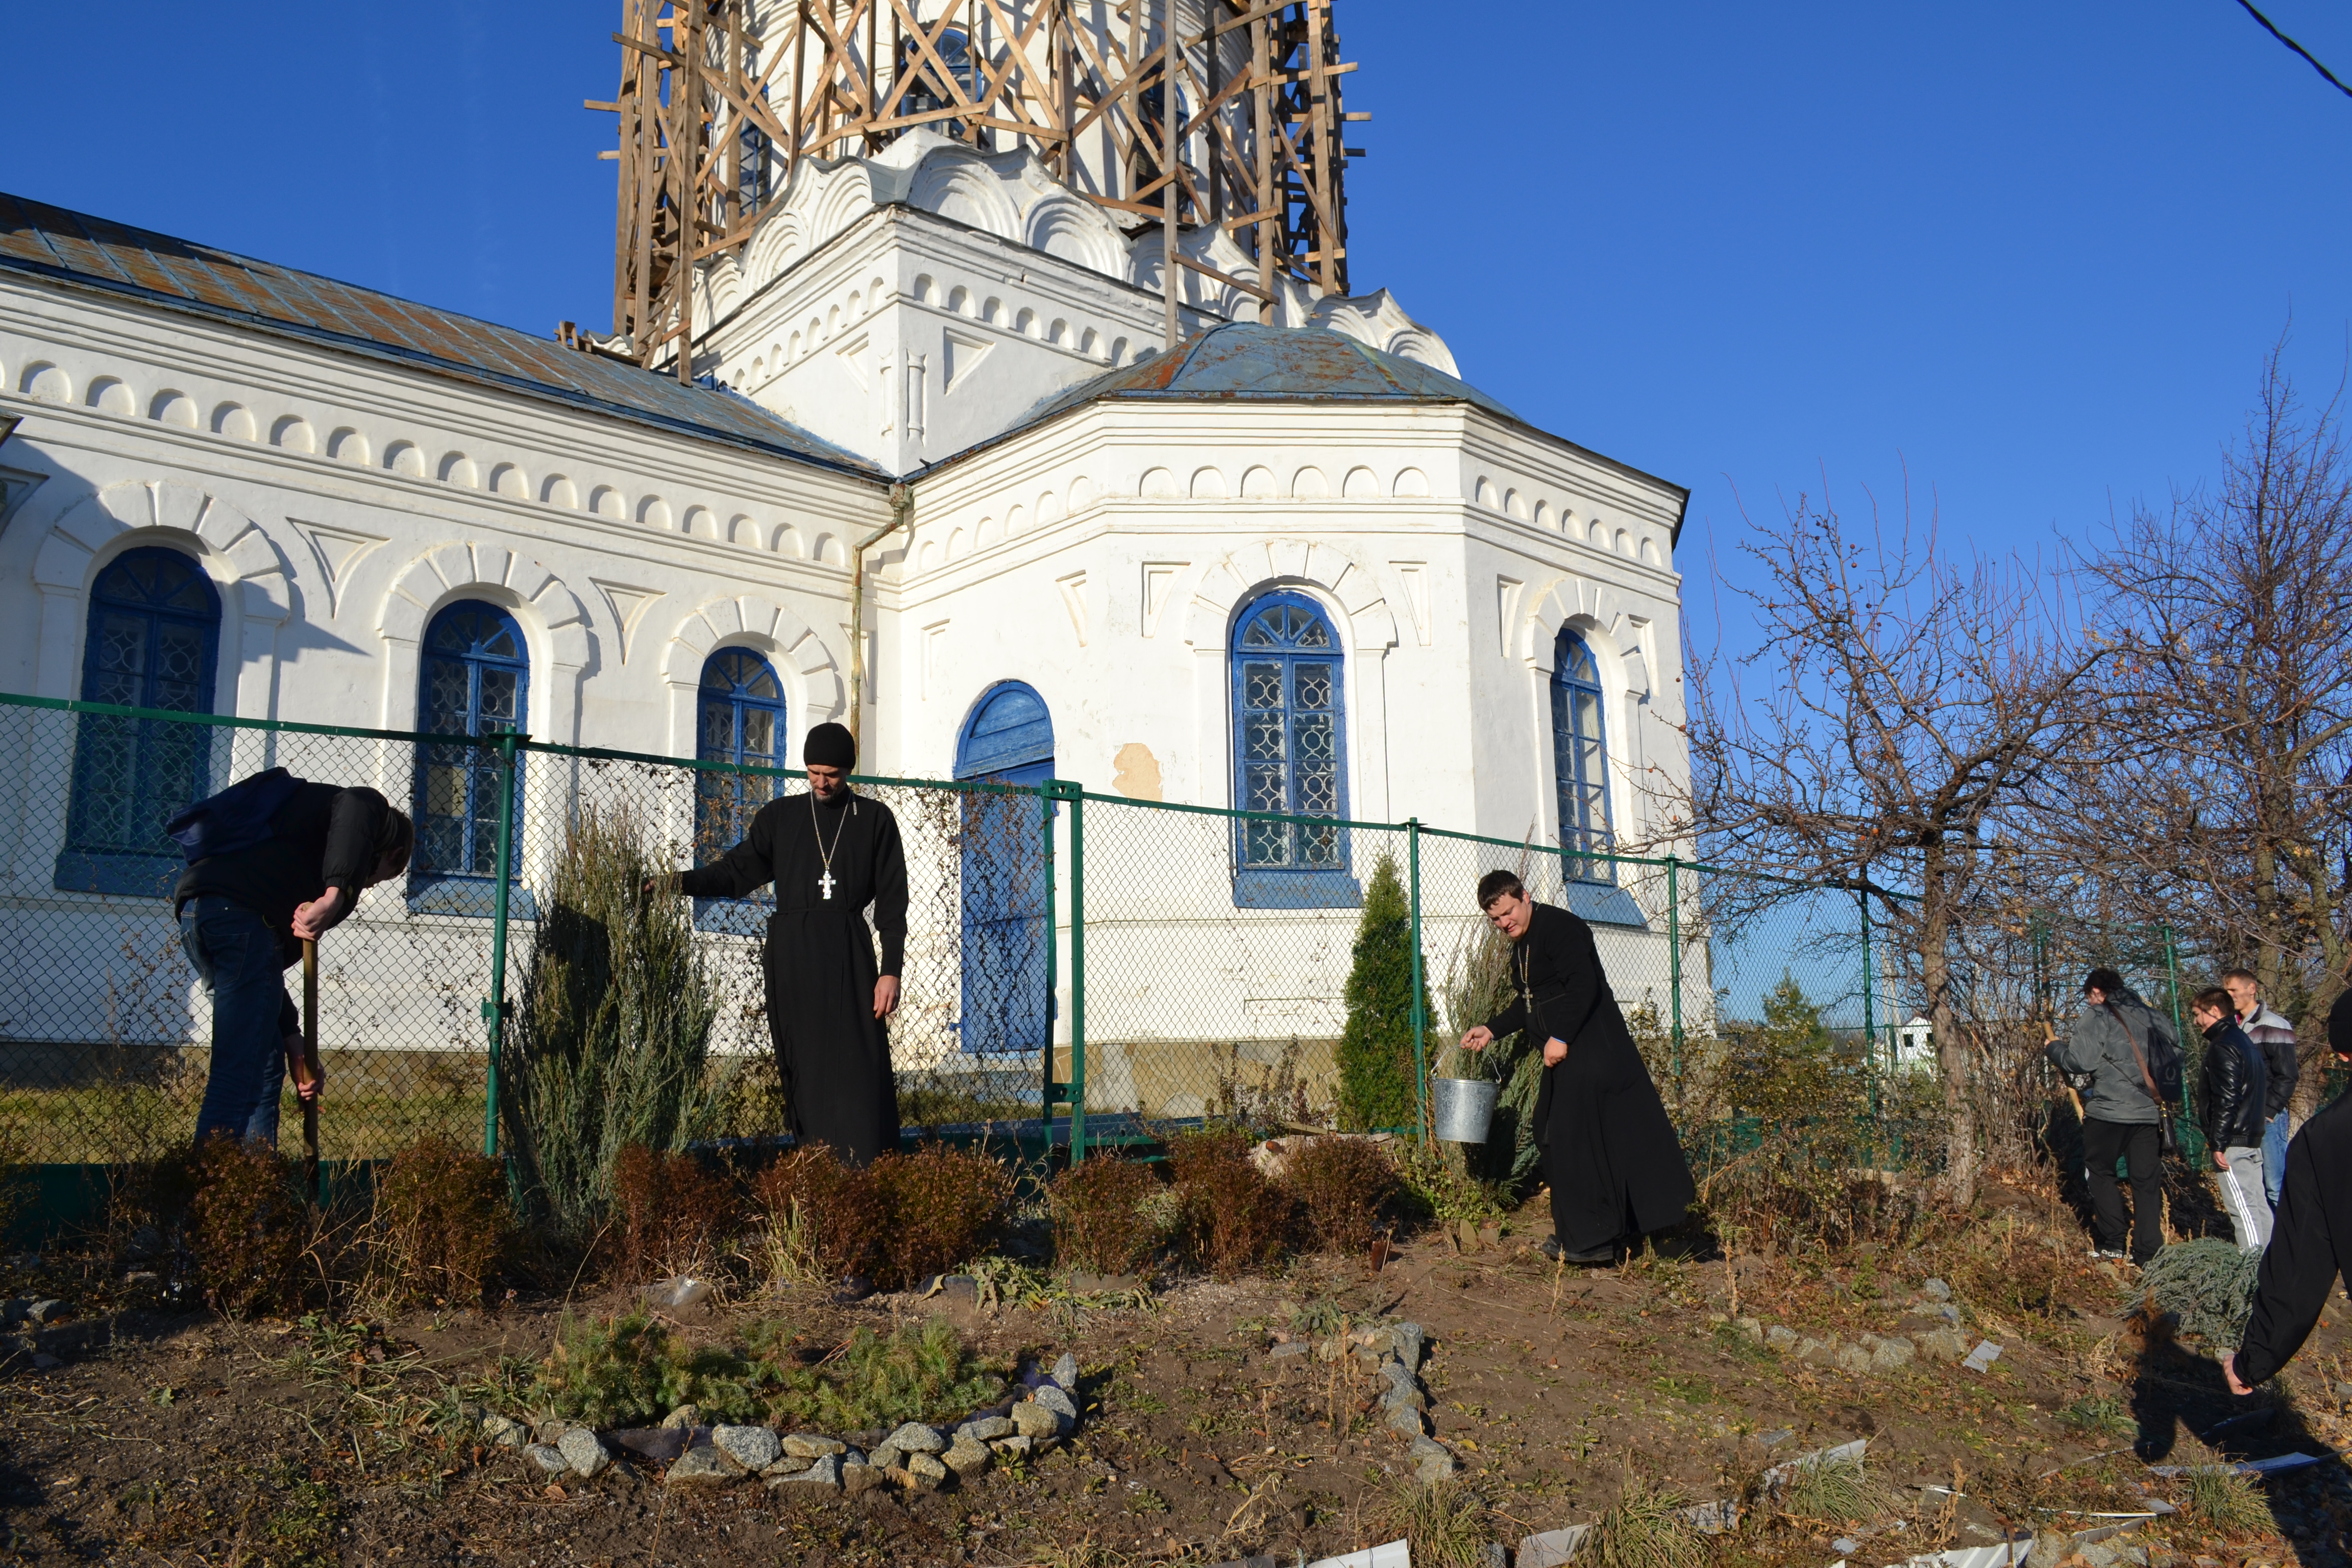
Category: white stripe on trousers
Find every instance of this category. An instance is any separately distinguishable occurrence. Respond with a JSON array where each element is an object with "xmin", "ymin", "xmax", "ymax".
[{"xmin": 2217, "ymin": 1148, "xmax": 2273, "ymax": 1251}]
